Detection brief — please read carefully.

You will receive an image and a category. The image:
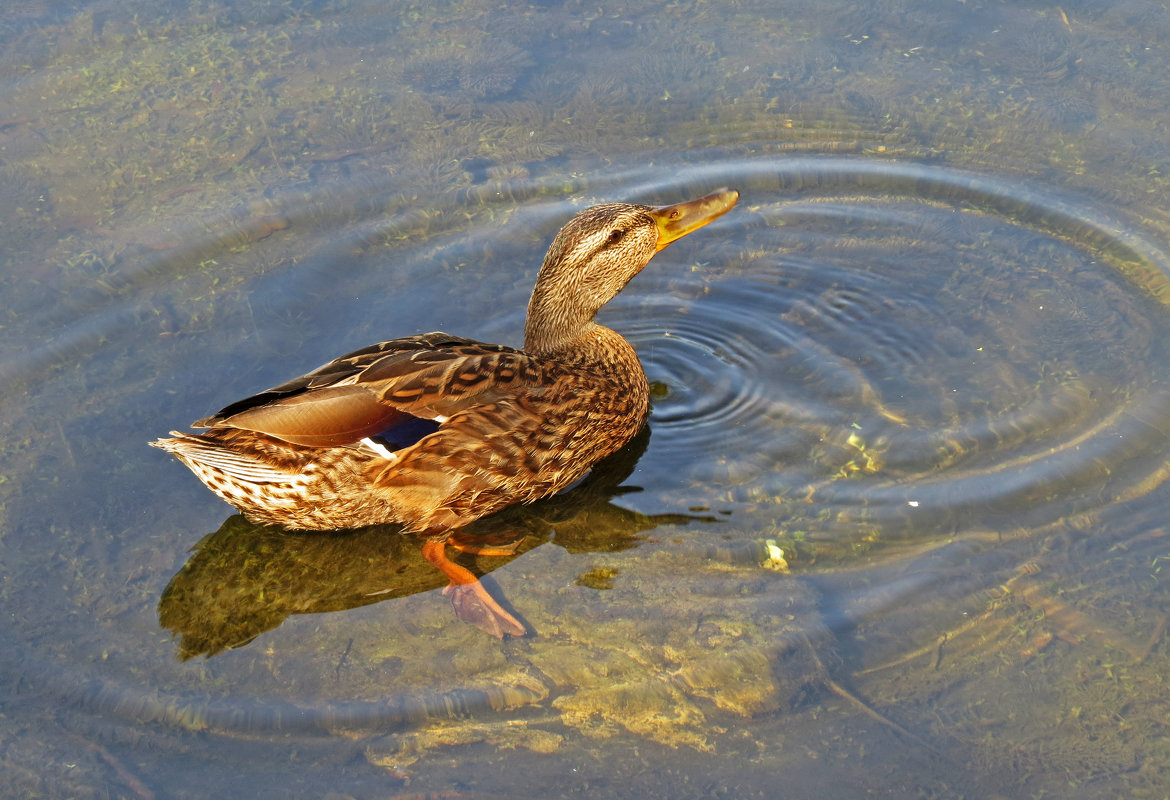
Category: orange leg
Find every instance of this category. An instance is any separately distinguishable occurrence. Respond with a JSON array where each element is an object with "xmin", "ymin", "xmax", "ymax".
[{"xmin": 421, "ymin": 539, "xmax": 525, "ymax": 638}]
